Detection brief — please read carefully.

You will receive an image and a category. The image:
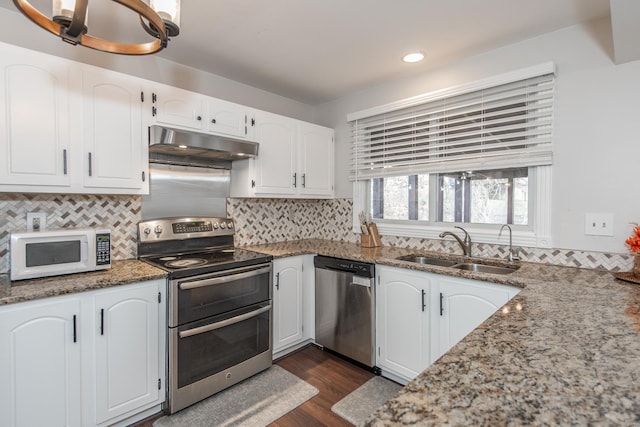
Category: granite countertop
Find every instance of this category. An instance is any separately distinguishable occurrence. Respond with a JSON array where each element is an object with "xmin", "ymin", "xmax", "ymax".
[
  {"xmin": 0, "ymin": 260, "xmax": 167, "ymax": 306},
  {"xmin": 244, "ymin": 239, "xmax": 640, "ymax": 425}
]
